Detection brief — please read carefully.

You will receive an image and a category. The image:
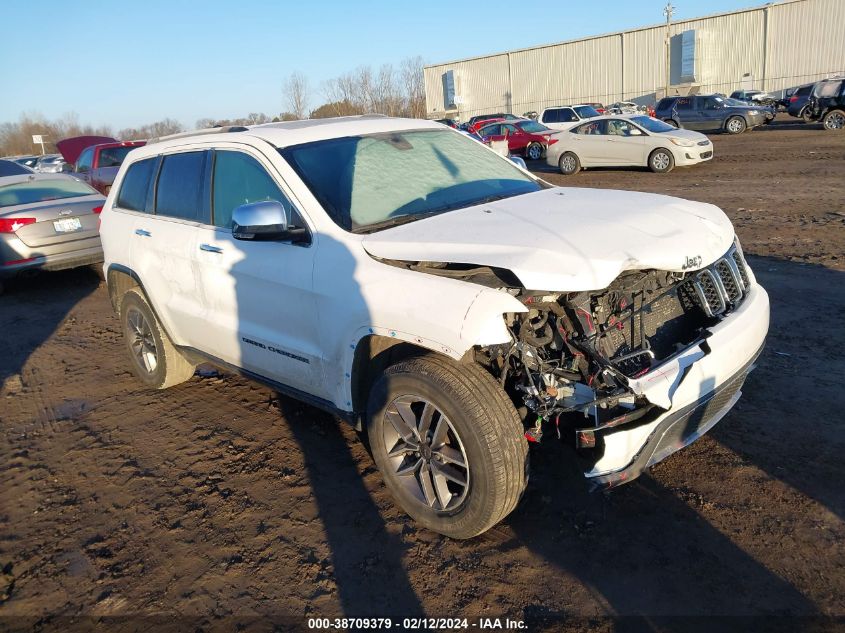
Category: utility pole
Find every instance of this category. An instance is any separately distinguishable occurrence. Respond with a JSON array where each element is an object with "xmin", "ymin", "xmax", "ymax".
[{"xmin": 664, "ymin": 2, "xmax": 675, "ymax": 97}]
